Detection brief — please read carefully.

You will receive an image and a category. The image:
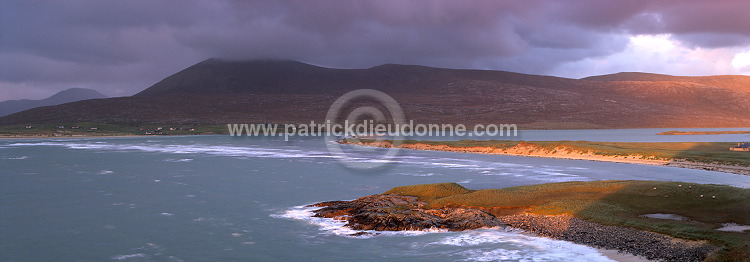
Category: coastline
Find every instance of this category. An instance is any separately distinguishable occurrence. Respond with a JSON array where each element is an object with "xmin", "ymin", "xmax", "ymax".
[
  {"xmin": 494, "ymin": 212, "xmax": 714, "ymax": 262},
  {"xmin": 598, "ymin": 249, "xmax": 651, "ymax": 262},
  {"xmin": 0, "ymin": 133, "xmax": 211, "ymax": 139},
  {"xmin": 310, "ymin": 194, "xmax": 716, "ymax": 261},
  {"xmin": 0, "ymin": 134, "xmax": 142, "ymax": 139},
  {"xmin": 342, "ymin": 140, "xmax": 750, "ymax": 176},
  {"xmin": 657, "ymin": 130, "xmax": 750, "ymax": 135}
]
